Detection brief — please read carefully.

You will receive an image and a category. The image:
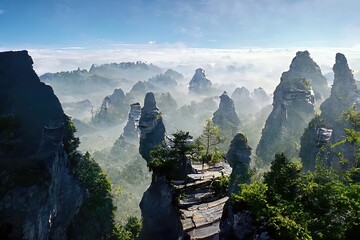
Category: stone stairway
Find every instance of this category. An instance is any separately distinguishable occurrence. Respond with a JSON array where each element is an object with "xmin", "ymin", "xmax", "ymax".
[{"xmin": 172, "ymin": 162, "xmax": 231, "ymax": 240}]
